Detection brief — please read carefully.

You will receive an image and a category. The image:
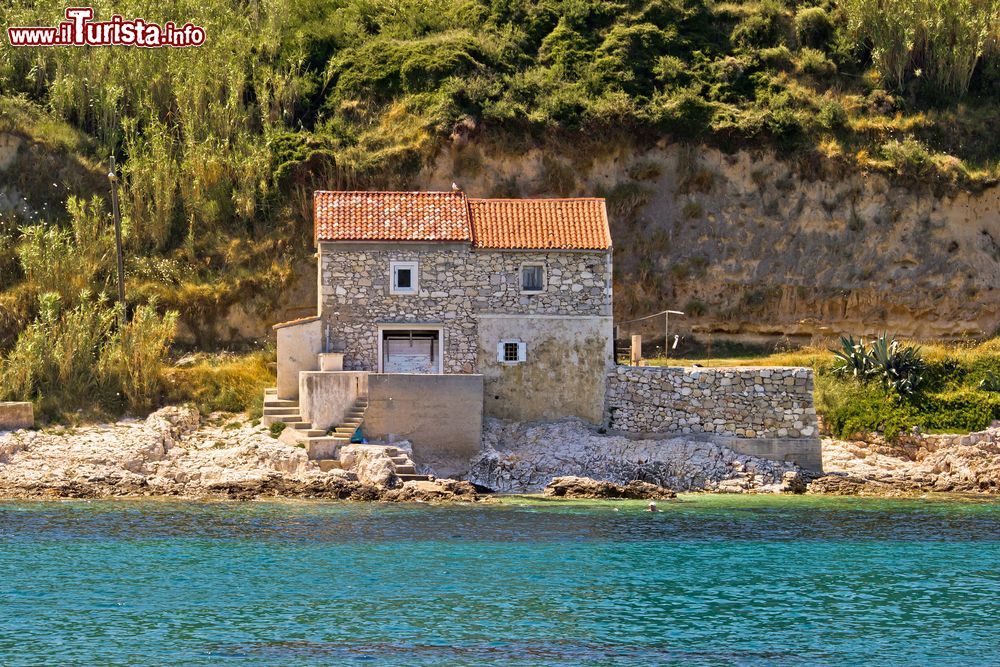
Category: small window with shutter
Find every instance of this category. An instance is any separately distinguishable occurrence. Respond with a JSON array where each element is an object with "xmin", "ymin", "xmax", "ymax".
[{"xmin": 497, "ymin": 340, "xmax": 526, "ymax": 364}]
